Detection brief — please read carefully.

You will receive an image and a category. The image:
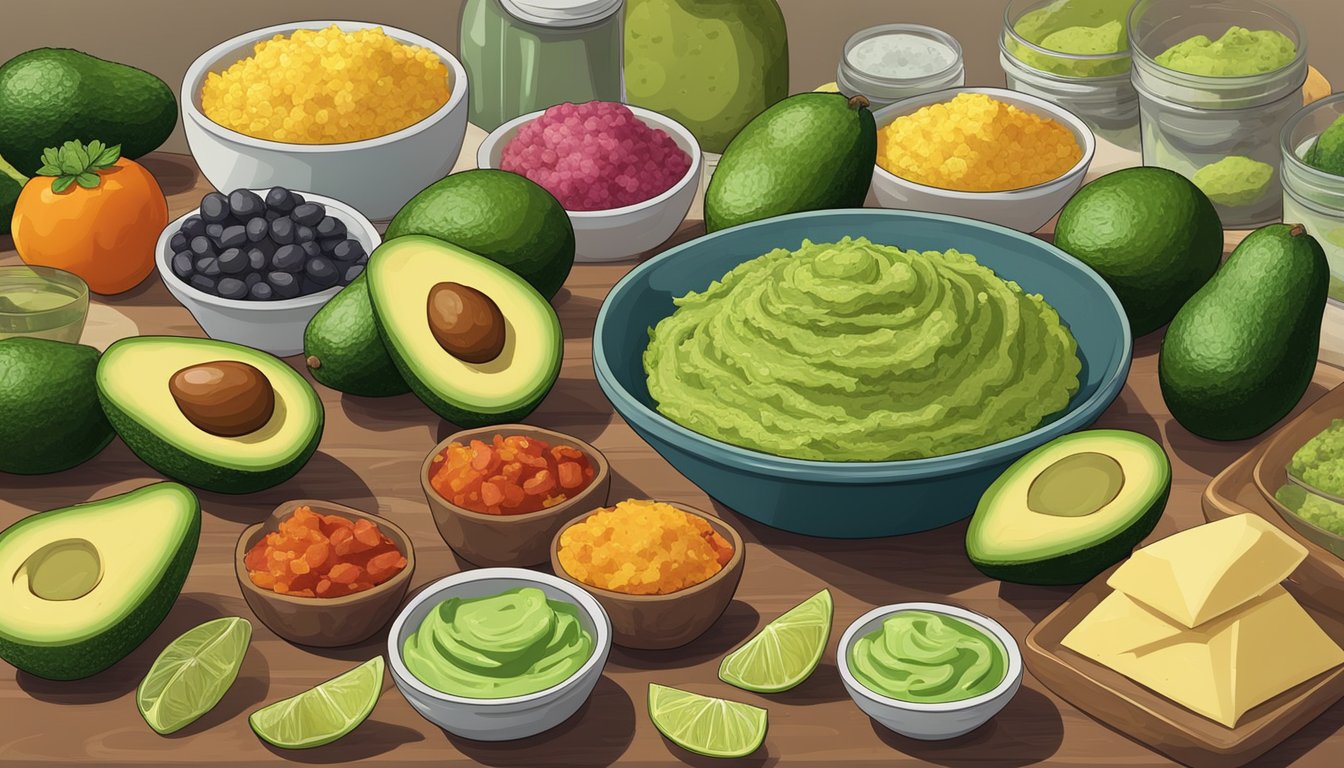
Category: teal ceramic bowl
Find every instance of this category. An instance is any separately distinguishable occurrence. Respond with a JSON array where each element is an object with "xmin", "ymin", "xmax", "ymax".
[{"xmin": 593, "ymin": 209, "xmax": 1131, "ymax": 538}]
